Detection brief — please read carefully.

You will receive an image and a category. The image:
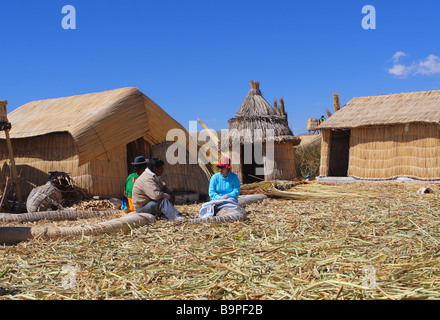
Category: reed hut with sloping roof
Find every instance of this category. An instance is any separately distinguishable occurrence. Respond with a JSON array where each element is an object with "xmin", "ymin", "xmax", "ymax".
[
  {"xmin": 0, "ymin": 87, "xmax": 210, "ymax": 200},
  {"xmin": 319, "ymin": 90, "xmax": 440, "ymax": 180},
  {"xmin": 226, "ymin": 81, "xmax": 301, "ymax": 183}
]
